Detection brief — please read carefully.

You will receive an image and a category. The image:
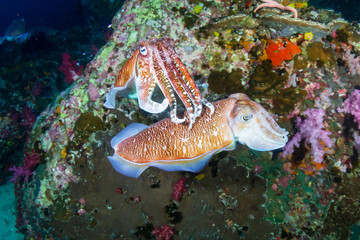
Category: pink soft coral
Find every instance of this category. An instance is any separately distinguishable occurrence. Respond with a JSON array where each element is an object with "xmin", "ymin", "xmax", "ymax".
[
  {"xmin": 9, "ymin": 149, "xmax": 40, "ymax": 183},
  {"xmin": 20, "ymin": 105, "xmax": 36, "ymax": 128},
  {"xmin": 283, "ymin": 108, "xmax": 333, "ymax": 163},
  {"xmin": 343, "ymin": 50, "xmax": 360, "ymax": 76},
  {"xmin": 59, "ymin": 52, "xmax": 83, "ymax": 84},
  {"xmin": 152, "ymin": 225, "xmax": 175, "ymax": 240},
  {"xmin": 337, "ymin": 89, "xmax": 360, "ymax": 129},
  {"xmin": 172, "ymin": 176, "xmax": 187, "ymax": 201}
]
